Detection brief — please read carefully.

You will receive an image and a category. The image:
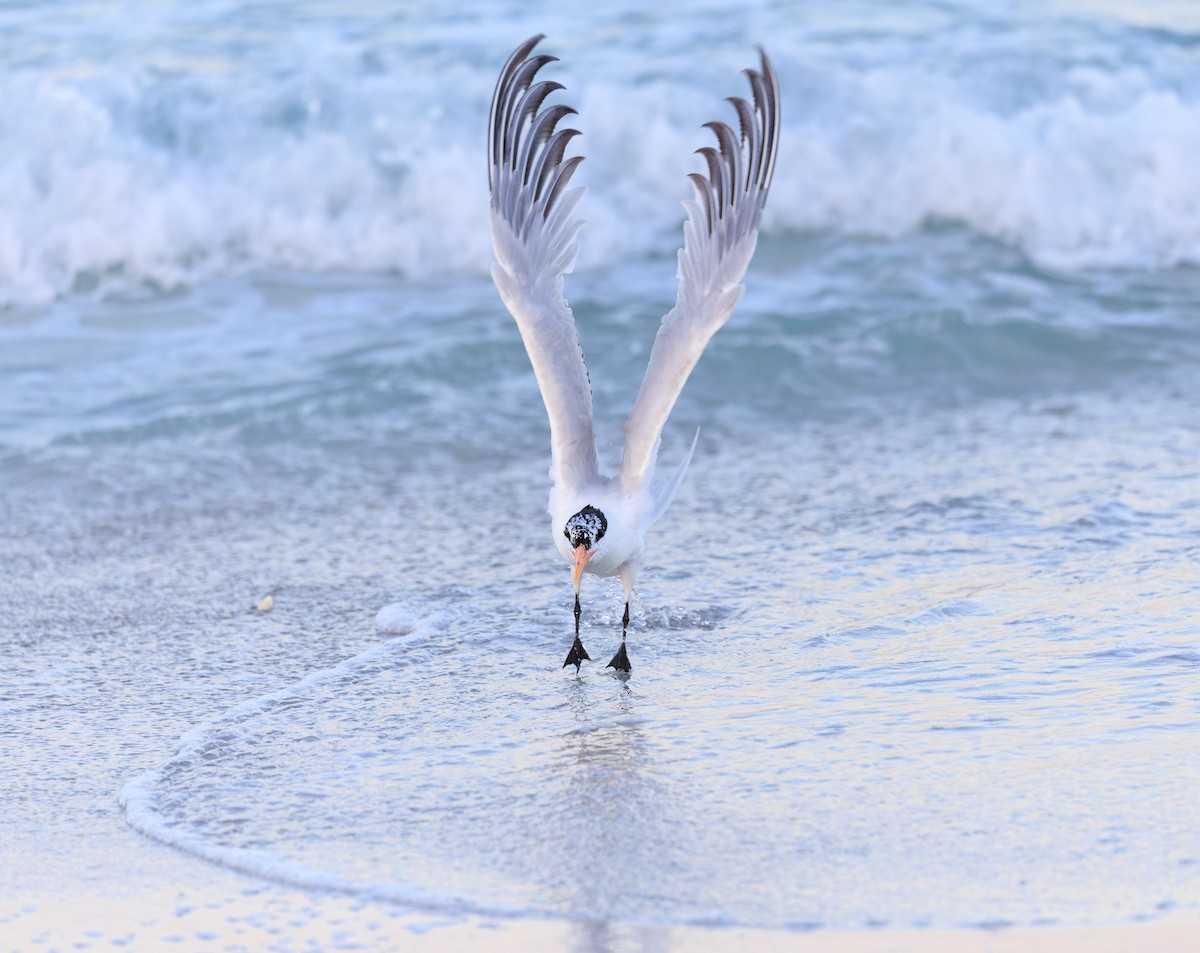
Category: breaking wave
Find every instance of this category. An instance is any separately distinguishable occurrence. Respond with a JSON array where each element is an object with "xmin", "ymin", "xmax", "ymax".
[{"xmin": 2, "ymin": 4, "xmax": 1199, "ymax": 307}]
